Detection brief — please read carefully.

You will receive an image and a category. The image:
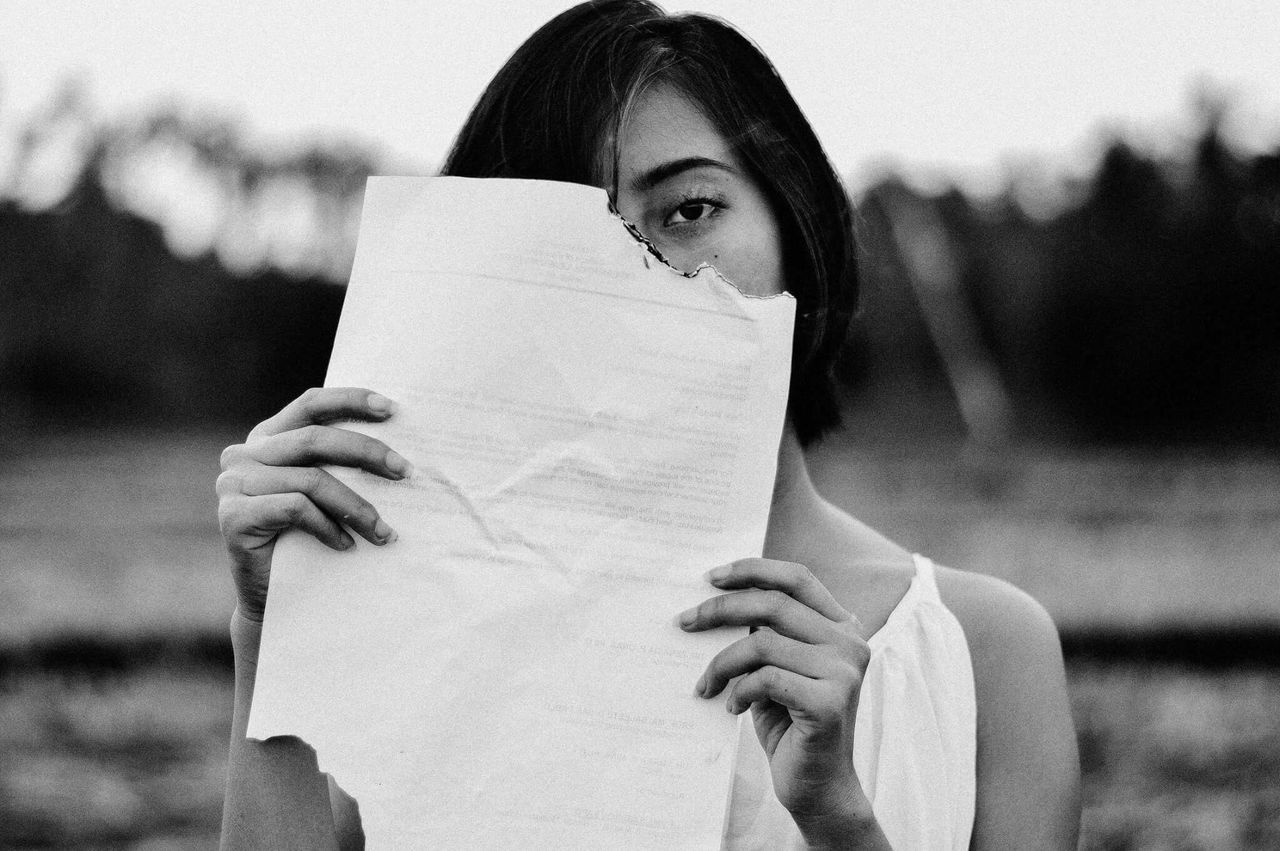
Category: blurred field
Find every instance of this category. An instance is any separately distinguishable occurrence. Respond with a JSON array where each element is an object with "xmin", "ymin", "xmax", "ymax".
[
  {"xmin": 809, "ymin": 438, "xmax": 1280, "ymax": 631},
  {"xmin": 1, "ymin": 665, "xmax": 230, "ymax": 849},
  {"xmin": 2, "ymin": 430, "xmax": 1279, "ymax": 848},
  {"xmin": 0, "ymin": 431, "xmax": 233, "ymax": 644},
  {"xmin": 4, "ymin": 659, "xmax": 1278, "ymax": 850}
]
